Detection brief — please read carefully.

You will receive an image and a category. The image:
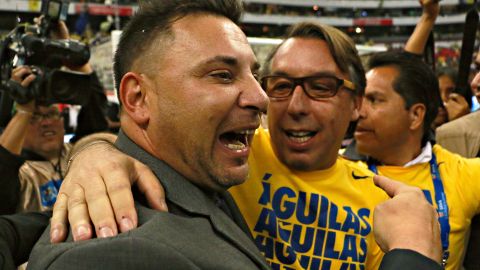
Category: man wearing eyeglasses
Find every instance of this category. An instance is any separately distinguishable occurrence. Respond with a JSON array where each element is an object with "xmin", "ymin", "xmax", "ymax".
[
  {"xmin": 0, "ymin": 65, "xmax": 70, "ymax": 215},
  {"xmin": 46, "ymin": 22, "xmax": 442, "ymax": 269},
  {"xmin": 0, "ymin": 63, "xmax": 108, "ymax": 215},
  {"xmin": 228, "ymin": 23, "xmax": 388, "ymax": 269}
]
